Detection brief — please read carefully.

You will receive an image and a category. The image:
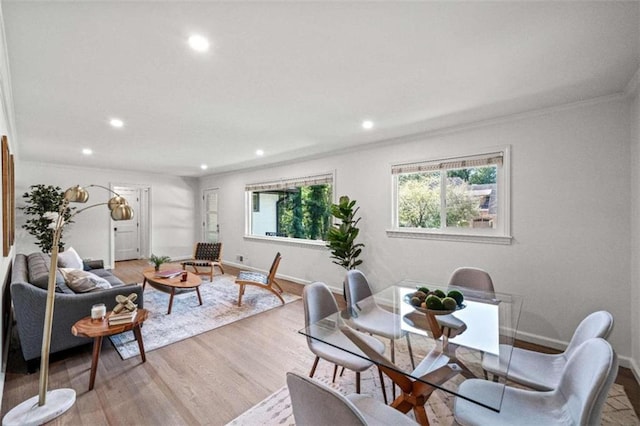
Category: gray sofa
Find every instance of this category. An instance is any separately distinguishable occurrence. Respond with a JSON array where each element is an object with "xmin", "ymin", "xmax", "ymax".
[{"xmin": 10, "ymin": 252, "xmax": 144, "ymax": 362}]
